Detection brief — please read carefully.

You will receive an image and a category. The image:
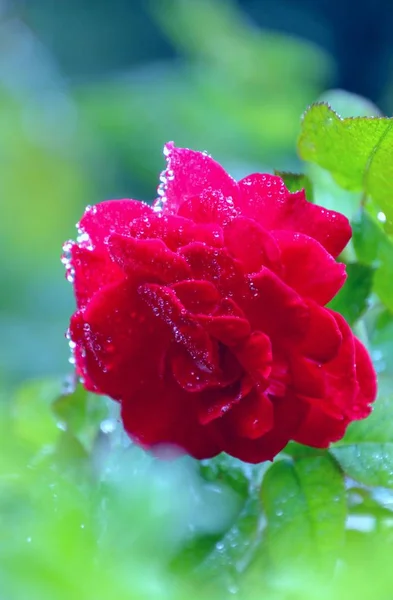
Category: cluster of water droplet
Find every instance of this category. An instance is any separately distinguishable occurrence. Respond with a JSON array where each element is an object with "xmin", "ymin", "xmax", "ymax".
[
  {"xmin": 61, "ymin": 241, "xmax": 75, "ymax": 283},
  {"xmin": 154, "ymin": 145, "xmax": 174, "ymax": 212},
  {"xmin": 65, "ymin": 327, "xmax": 77, "ymax": 367}
]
